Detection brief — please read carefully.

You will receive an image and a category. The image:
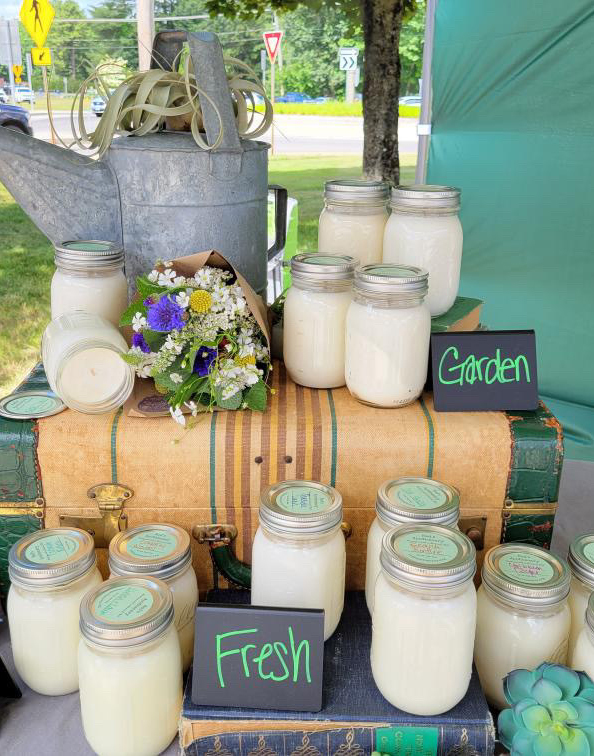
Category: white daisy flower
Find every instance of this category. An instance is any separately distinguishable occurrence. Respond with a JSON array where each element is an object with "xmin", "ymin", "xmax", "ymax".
[
  {"xmin": 169, "ymin": 372, "xmax": 183, "ymax": 384},
  {"xmin": 176, "ymin": 291, "xmax": 190, "ymax": 309},
  {"xmin": 194, "ymin": 268, "xmax": 213, "ymax": 288},
  {"xmin": 147, "ymin": 270, "xmax": 159, "ymax": 282},
  {"xmin": 164, "ymin": 334, "xmax": 183, "ymax": 355},
  {"xmin": 169, "ymin": 406, "xmax": 186, "ymax": 426},
  {"xmin": 158, "ymin": 268, "xmax": 176, "ymax": 287},
  {"xmin": 132, "ymin": 313, "xmax": 147, "ymax": 332},
  {"xmin": 184, "ymin": 400, "xmax": 199, "ymax": 417},
  {"xmin": 173, "ymin": 276, "xmax": 186, "ymax": 286}
]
